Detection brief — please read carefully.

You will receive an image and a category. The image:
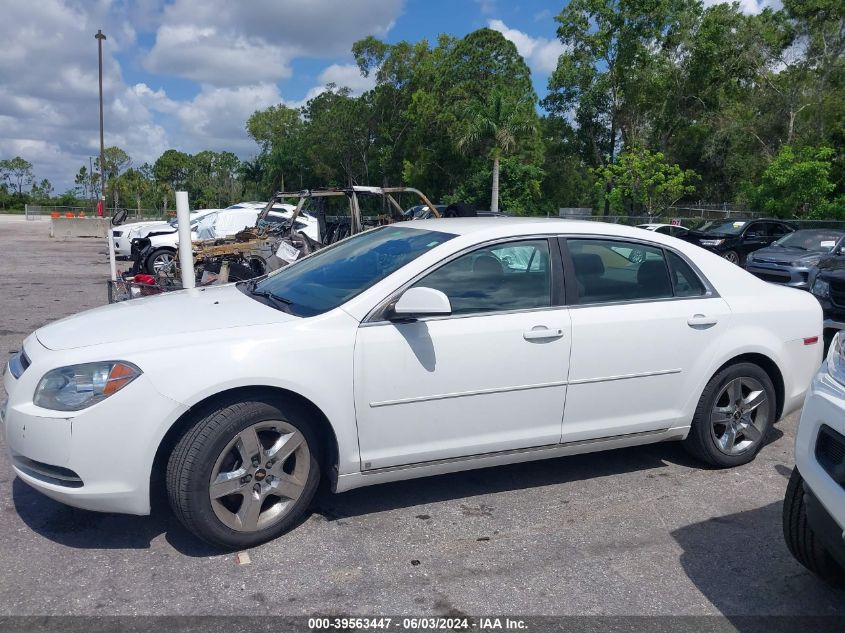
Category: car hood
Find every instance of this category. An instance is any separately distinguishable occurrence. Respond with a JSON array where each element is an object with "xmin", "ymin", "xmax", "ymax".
[
  {"xmin": 36, "ymin": 284, "xmax": 295, "ymax": 351},
  {"xmin": 751, "ymin": 246, "xmax": 822, "ymax": 264}
]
